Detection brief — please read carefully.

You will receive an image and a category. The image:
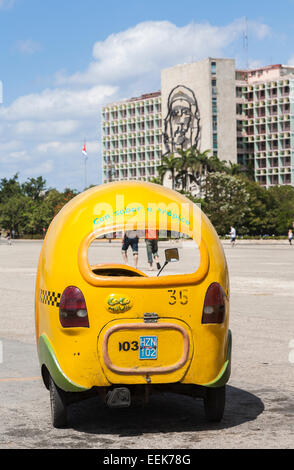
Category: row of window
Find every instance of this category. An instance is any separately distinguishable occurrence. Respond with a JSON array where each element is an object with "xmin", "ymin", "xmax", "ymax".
[
  {"xmin": 103, "ymin": 153, "xmax": 160, "ymax": 163},
  {"xmin": 236, "ymin": 86, "xmax": 290, "ymax": 100},
  {"xmin": 103, "ymin": 104, "xmax": 161, "ymax": 121},
  {"xmin": 256, "ymin": 174, "xmax": 291, "ymax": 186},
  {"xmin": 103, "ymin": 121, "xmax": 162, "ymax": 135},
  {"xmin": 211, "ymin": 65, "xmax": 218, "ymax": 154},
  {"xmin": 255, "ymin": 140, "xmax": 292, "ymax": 151},
  {"xmin": 103, "ymin": 136, "xmax": 162, "ymax": 150},
  {"xmin": 237, "ymin": 104, "xmax": 291, "ymax": 119},
  {"xmin": 246, "ymin": 123, "xmax": 291, "ymax": 134},
  {"xmin": 104, "ymin": 167, "xmax": 156, "ymax": 179},
  {"xmin": 256, "ymin": 157, "xmax": 291, "ymax": 169}
]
